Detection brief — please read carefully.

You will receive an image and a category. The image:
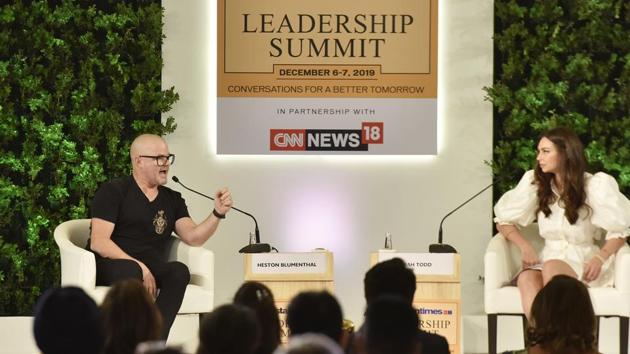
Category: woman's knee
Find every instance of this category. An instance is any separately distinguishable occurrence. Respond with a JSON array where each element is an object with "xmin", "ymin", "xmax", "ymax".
[{"xmin": 517, "ymin": 270, "xmax": 543, "ymax": 289}]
